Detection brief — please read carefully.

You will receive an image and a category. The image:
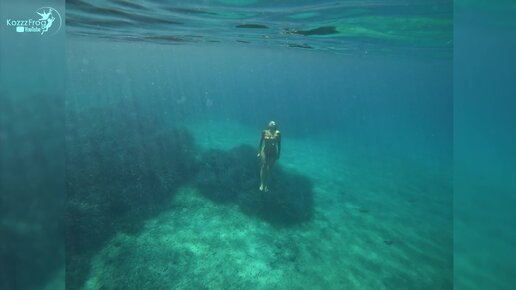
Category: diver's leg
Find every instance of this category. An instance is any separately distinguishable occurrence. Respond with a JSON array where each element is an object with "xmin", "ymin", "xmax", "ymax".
[
  {"xmin": 264, "ymin": 163, "xmax": 271, "ymax": 192},
  {"xmin": 264, "ymin": 158, "xmax": 276, "ymax": 192},
  {"xmin": 259, "ymin": 165, "xmax": 265, "ymax": 191},
  {"xmin": 259, "ymin": 156, "xmax": 265, "ymax": 191}
]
